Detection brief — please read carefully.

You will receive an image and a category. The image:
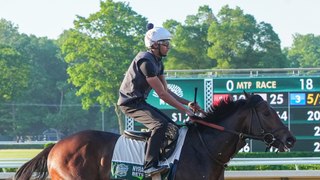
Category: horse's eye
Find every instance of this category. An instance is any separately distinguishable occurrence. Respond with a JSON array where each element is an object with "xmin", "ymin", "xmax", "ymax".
[{"xmin": 263, "ymin": 111, "xmax": 271, "ymax": 116}]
